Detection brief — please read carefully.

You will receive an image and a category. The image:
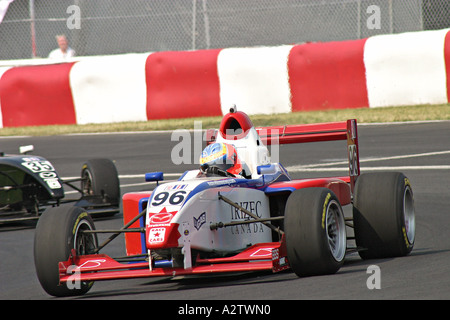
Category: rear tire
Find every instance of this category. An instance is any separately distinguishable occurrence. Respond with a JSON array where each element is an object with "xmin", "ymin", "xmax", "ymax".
[
  {"xmin": 285, "ymin": 188, "xmax": 346, "ymax": 277},
  {"xmin": 34, "ymin": 205, "xmax": 98, "ymax": 297},
  {"xmin": 353, "ymin": 172, "xmax": 415, "ymax": 259}
]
